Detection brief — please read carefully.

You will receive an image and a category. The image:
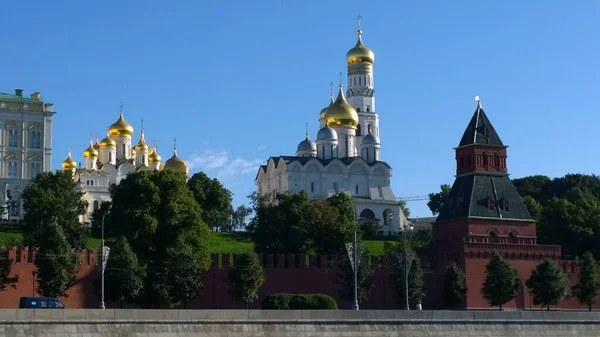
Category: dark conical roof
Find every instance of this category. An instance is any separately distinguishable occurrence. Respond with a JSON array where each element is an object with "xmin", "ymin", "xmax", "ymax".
[{"xmin": 458, "ymin": 100, "xmax": 504, "ymax": 147}]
